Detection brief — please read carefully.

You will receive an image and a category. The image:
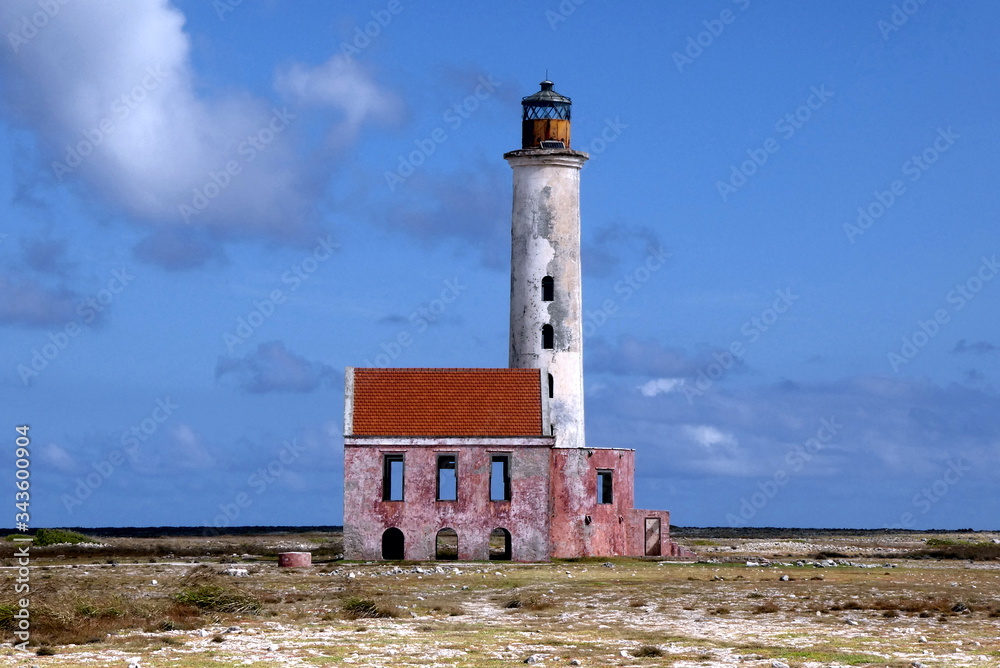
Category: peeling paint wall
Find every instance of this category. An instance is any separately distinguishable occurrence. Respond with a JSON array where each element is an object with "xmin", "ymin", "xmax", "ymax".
[
  {"xmin": 344, "ymin": 438, "xmax": 553, "ymax": 562},
  {"xmin": 549, "ymin": 448, "xmax": 647, "ymax": 558},
  {"xmin": 505, "ymin": 149, "xmax": 589, "ymax": 450}
]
